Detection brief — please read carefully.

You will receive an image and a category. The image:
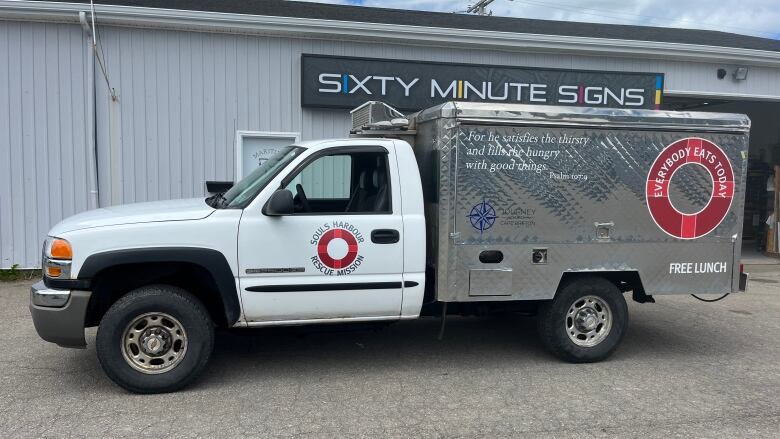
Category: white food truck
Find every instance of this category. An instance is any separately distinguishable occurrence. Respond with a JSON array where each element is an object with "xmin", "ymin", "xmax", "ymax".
[{"xmin": 30, "ymin": 102, "xmax": 749, "ymax": 393}]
